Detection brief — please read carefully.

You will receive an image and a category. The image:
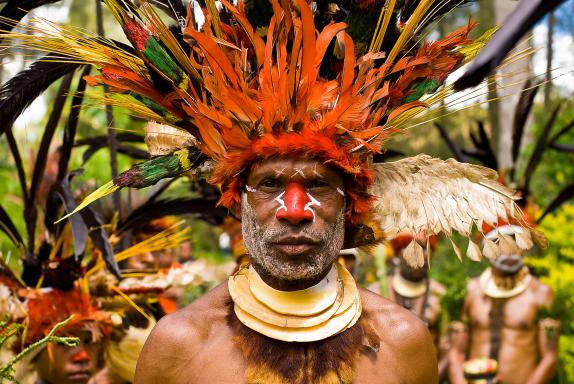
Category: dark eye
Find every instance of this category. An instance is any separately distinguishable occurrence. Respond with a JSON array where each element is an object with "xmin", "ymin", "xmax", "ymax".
[
  {"xmin": 259, "ymin": 178, "xmax": 282, "ymax": 189},
  {"xmin": 307, "ymin": 179, "xmax": 329, "ymax": 189}
]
